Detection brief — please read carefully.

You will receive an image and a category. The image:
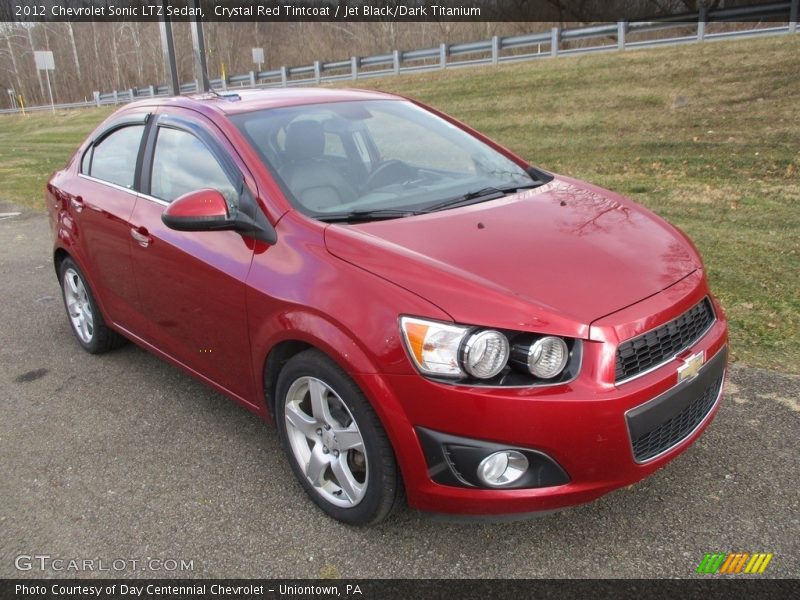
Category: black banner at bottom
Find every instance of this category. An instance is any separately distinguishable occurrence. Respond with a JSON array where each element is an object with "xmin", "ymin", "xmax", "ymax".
[{"xmin": 2, "ymin": 579, "xmax": 797, "ymax": 600}]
